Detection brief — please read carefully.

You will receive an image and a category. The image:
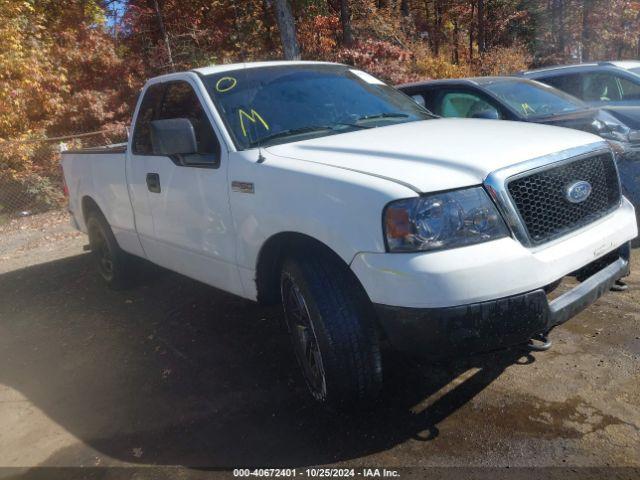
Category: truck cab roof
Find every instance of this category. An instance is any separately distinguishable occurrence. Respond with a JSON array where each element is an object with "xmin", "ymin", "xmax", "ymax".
[
  {"xmin": 193, "ymin": 60, "xmax": 339, "ymax": 77},
  {"xmin": 142, "ymin": 61, "xmax": 346, "ymax": 86}
]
